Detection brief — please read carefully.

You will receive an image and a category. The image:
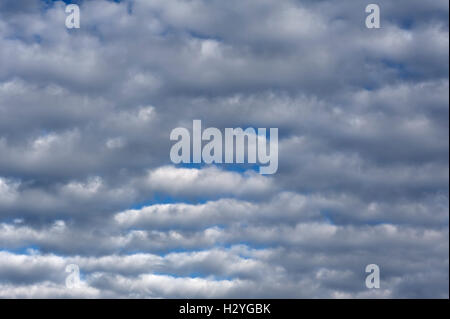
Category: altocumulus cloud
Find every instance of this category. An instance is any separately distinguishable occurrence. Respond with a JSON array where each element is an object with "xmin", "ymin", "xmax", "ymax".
[{"xmin": 0, "ymin": 0, "xmax": 448, "ymax": 298}]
